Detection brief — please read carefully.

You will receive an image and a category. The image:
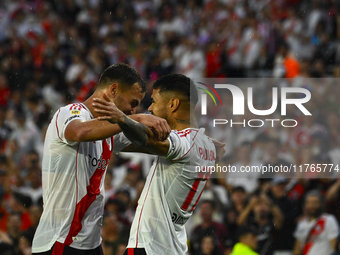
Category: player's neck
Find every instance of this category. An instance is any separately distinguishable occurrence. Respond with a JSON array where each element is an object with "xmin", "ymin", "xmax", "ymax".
[
  {"xmin": 308, "ymin": 215, "xmax": 319, "ymax": 221},
  {"xmin": 169, "ymin": 112, "xmax": 198, "ymax": 131},
  {"xmin": 83, "ymin": 92, "xmax": 102, "ymax": 118}
]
